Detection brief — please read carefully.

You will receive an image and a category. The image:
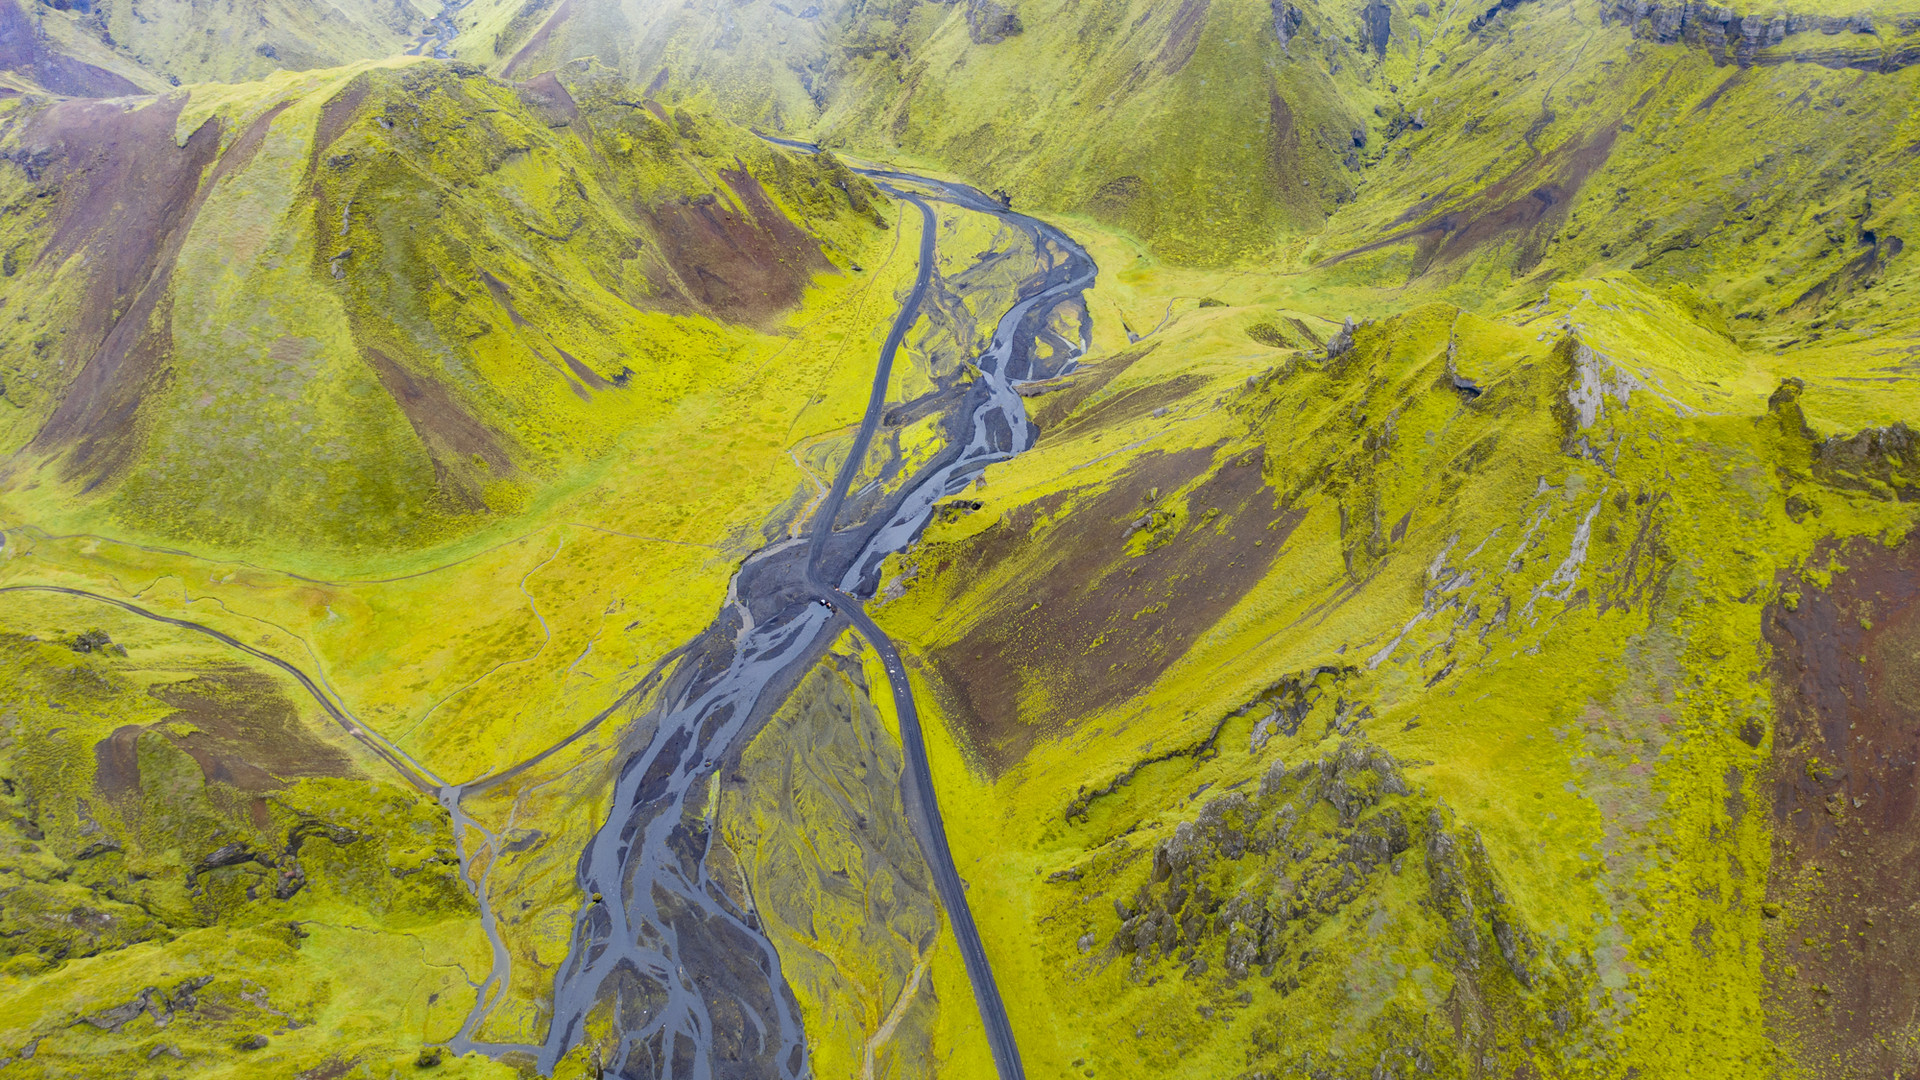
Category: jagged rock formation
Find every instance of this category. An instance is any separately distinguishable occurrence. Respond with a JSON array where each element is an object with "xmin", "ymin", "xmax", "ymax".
[{"xmin": 1603, "ymin": 1, "xmax": 1920, "ymax": 70}]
